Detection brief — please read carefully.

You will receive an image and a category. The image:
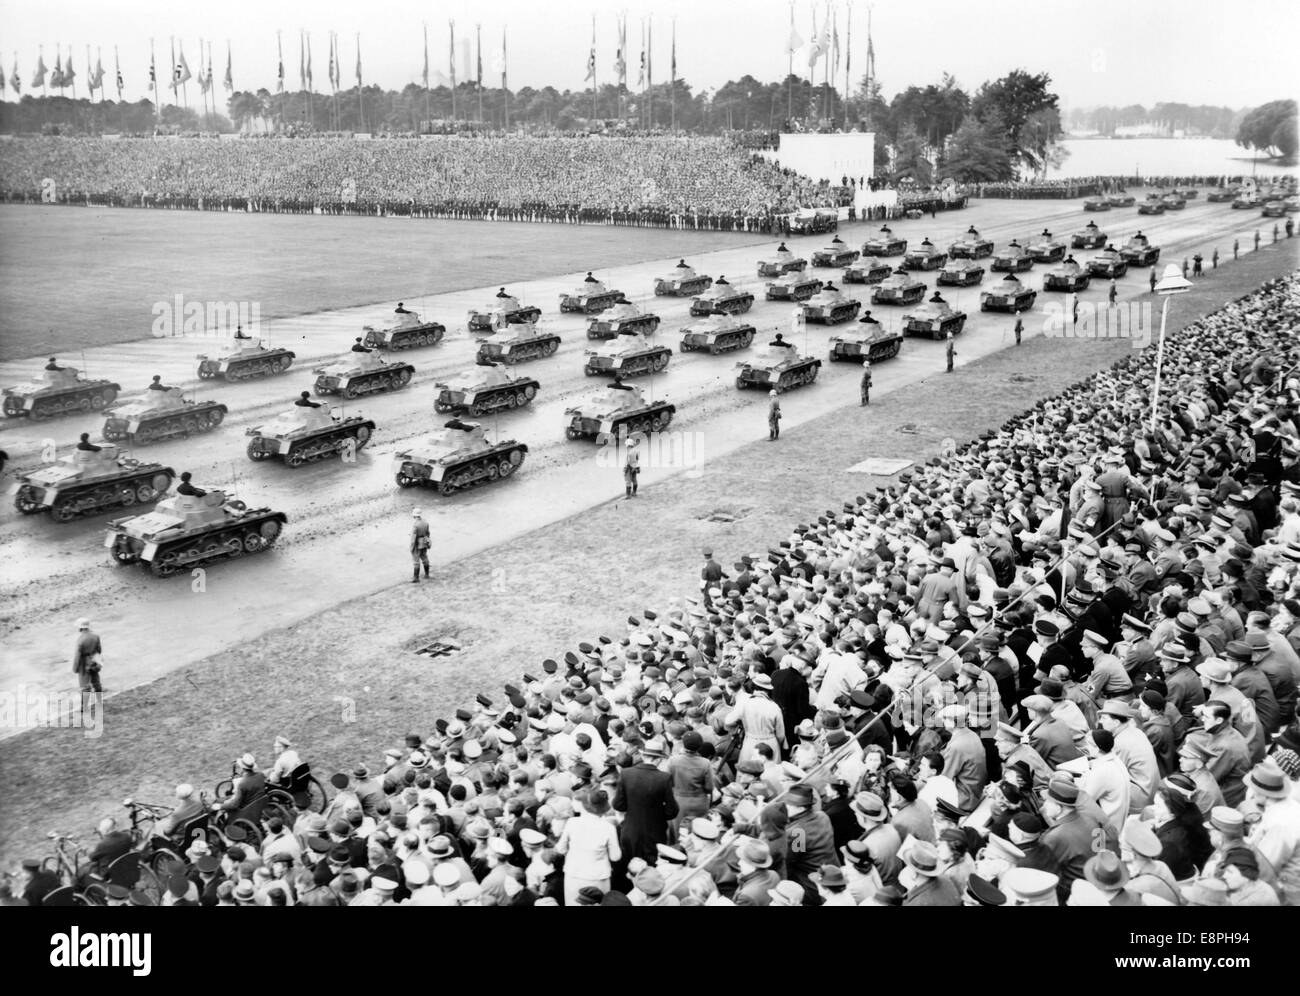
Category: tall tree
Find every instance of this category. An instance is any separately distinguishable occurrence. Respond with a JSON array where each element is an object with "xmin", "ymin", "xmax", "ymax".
[
  {"xmin": 941, "ymin": 112, "xmax": 1014, "ymax": 182},
  {"xmin": 970, "ymin": 69, "xmax": 1060, "ymax": 170}
]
